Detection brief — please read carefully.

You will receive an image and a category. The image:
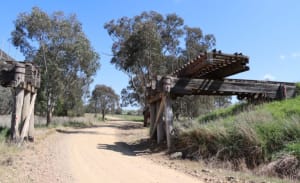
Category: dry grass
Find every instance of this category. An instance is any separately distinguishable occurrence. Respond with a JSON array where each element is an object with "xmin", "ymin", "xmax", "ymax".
[
  {"xmin": 174, "ymin": 96, "xmax": 300, "ymax": 181},
  {"xmin": 0, "ymin": 113, "xmax": 101, "ymax": 128}
]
